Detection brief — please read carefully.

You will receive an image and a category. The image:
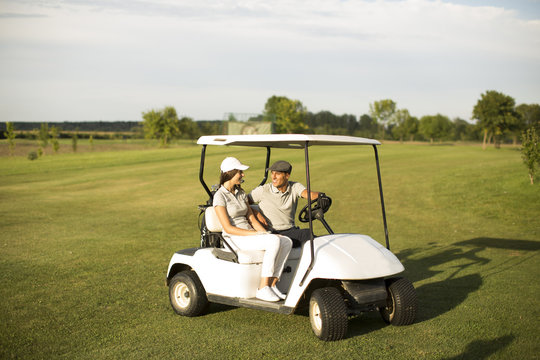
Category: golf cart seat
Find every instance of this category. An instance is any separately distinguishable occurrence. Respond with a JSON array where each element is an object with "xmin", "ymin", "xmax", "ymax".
[{"xmin": 204, "ymin": 206, "xmax": 302, "ymax": 263}]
